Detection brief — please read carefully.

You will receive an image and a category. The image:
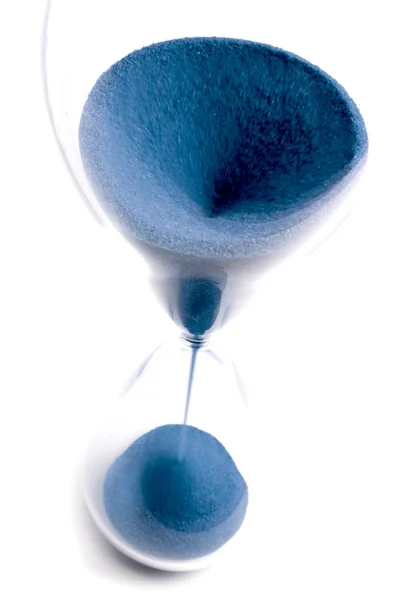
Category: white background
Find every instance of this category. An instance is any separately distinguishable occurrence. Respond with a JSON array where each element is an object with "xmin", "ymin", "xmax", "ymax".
[{"xmin": 1, "ymin": 1, "xmax": 399, "ymax": 598}]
